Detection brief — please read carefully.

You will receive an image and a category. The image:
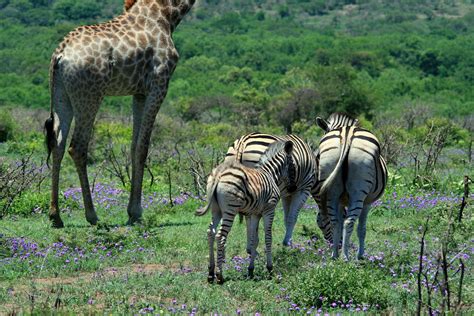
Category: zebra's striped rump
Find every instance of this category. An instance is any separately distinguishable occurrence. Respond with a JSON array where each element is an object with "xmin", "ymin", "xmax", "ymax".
[
  {"xmin": 197, "ymin": 140, "xmax": 295, "ymax": 284},
  {"xmin": 313, "ymin": 113, "xmax": 387, "ymax": 260},
  {"xmin": 225, "ymin": 132, "xmax": 317, "ymax": 246}
]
